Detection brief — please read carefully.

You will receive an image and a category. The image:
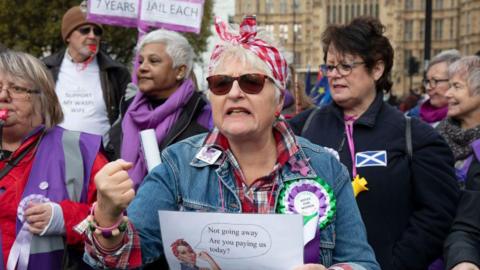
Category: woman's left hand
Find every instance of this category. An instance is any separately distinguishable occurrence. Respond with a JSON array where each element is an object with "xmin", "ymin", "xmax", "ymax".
[
  {"xmin": 293, "ymin": 264, "xmax": 327, "ymax": 270},
  {"xmin": 24, "ymin": 203, "xmax": 52, "ymax": 235}
]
